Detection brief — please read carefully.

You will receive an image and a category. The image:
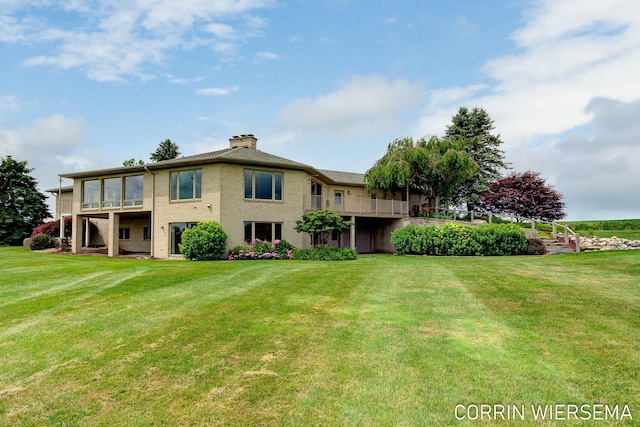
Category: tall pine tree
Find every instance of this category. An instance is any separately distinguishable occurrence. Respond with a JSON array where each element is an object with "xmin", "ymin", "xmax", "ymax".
[
  {"xmin": 150, "ymin": 139, "xmax": 180, "ymax": 162},
  {"xmin": 444, "ymin": 107, "xmax": 509, "ymax": 210},
  {"xmin": 0, "ymin": 156, "xmax": 51, "ymax": 245}
]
